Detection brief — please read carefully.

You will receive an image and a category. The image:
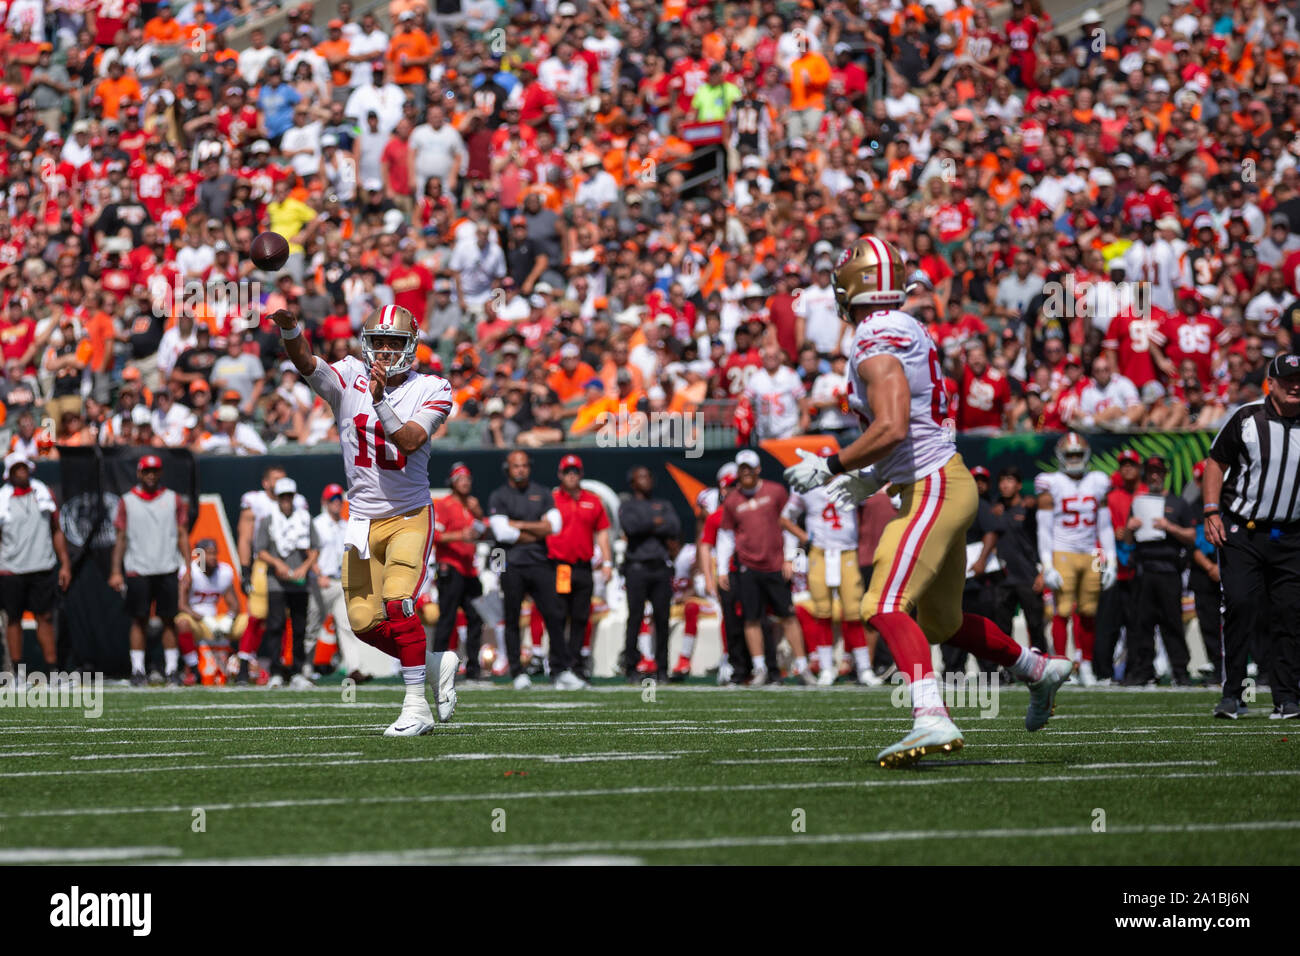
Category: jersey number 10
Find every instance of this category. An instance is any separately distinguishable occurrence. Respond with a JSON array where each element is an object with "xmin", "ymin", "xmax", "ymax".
[{"xmin": 353, "ymin": 413, "xmax": 406, "ymax": 470}]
